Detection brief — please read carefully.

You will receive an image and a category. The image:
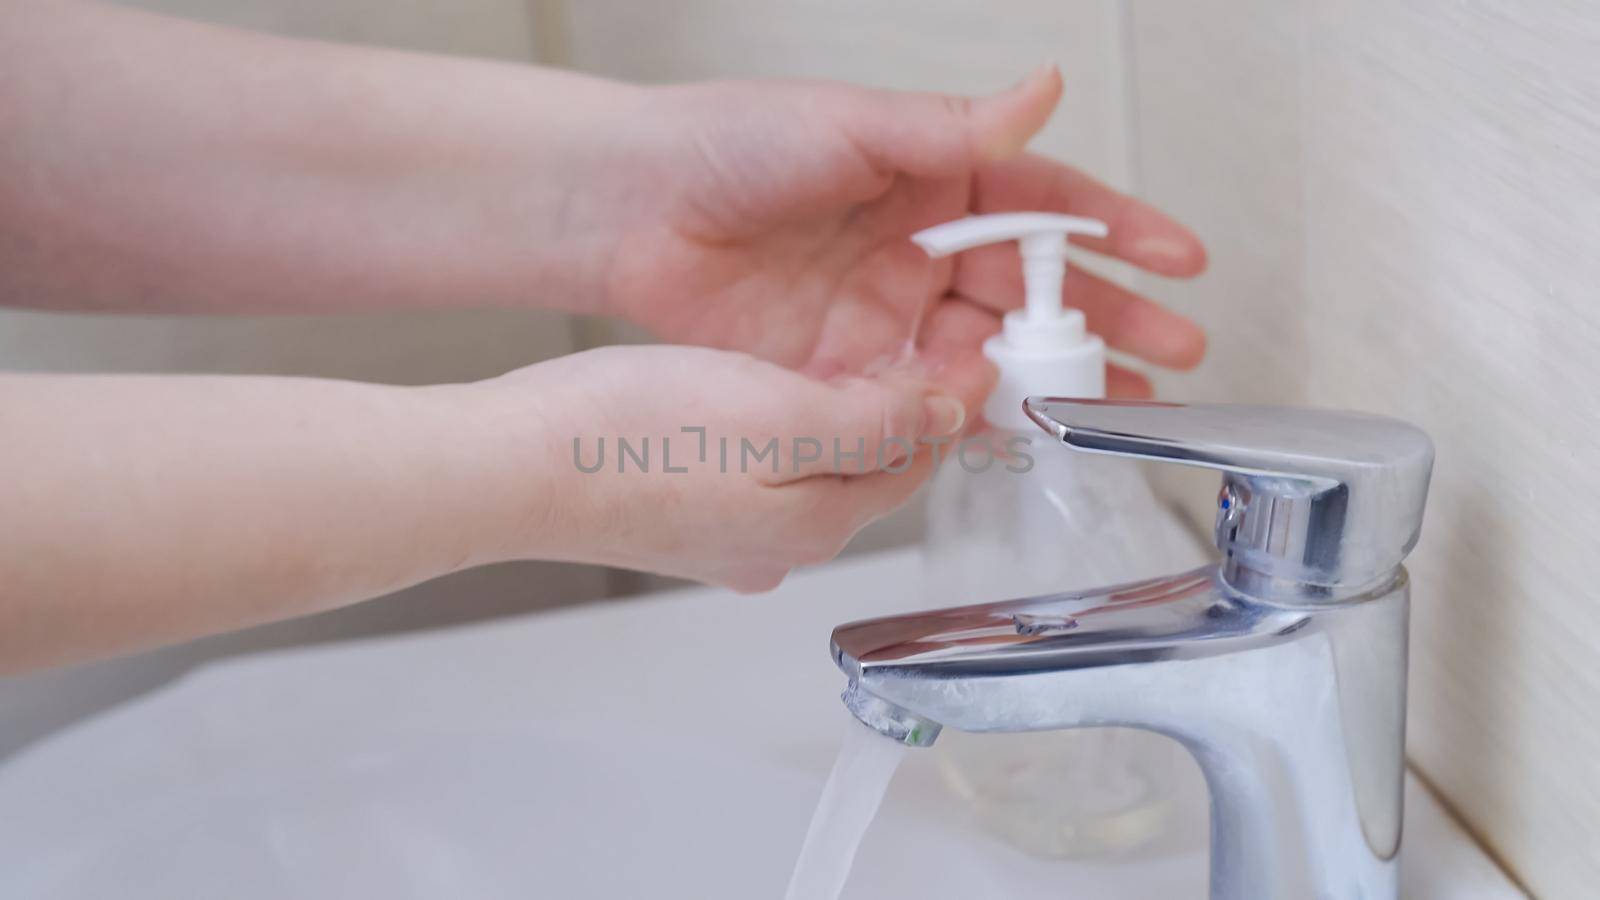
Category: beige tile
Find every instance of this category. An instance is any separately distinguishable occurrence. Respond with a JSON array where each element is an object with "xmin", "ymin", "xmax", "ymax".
[
  {"xmin": 563, "ymin": 0, "xmax": 1136, "ymax": 188},
  {"xmin": 1133, "ymin": 0, "xmax": 1600, "ymax": 892}
]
